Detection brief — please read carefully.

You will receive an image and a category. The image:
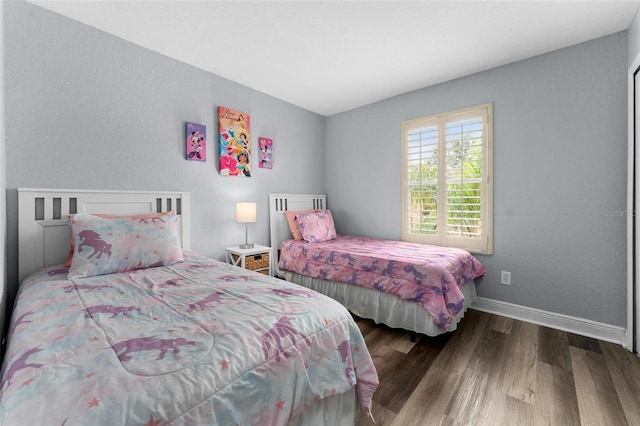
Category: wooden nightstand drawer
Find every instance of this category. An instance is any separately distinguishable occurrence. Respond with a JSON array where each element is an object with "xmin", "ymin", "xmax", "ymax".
[{"xmin": 245, "ymin": 253, "xmax": 269, "ymax": 271}]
